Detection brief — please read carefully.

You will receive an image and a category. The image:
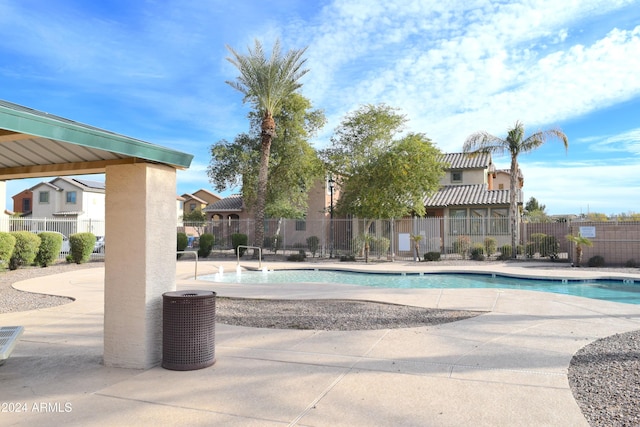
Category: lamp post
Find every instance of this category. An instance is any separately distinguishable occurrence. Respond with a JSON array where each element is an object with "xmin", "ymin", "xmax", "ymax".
[{"xmin": 328, "ymin": 176, "xmax": 335, "ymax": 258}]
